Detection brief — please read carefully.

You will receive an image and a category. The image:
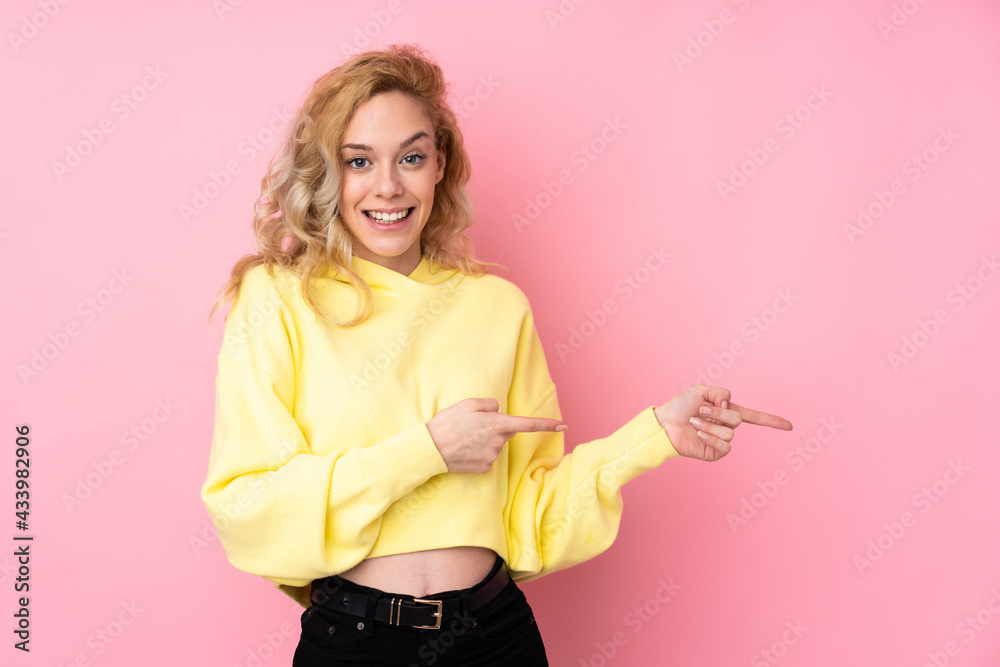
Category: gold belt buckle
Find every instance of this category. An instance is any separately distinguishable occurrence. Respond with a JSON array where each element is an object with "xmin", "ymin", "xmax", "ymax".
[{"xmin": 411, "ymin": 598, "xmax": 443, "ymax": 630}]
